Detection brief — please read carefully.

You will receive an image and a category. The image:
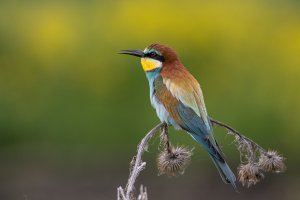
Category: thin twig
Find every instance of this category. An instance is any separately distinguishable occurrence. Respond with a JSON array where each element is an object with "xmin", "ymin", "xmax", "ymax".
[
  {"xmin": 137, "ymin": 185, "xmax": 148, "ymax": 200},
  {"xmin": 160, "ymin": 123, "xmax": 172, "ymax": 153},
  {"xmin": 120, "ymin": 122, "xmax": 165, "ymax": 200},
  {"xmin": 118, "ymin": 187, "xmax": 126, "ymax": 200},
  {"xmin": 210, "ymin": 118, "xmax": 266, "ymax": 153}
]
